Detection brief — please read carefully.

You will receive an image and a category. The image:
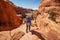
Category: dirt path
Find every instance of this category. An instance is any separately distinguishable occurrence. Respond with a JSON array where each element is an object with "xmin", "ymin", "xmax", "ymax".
[
  {"xmin": 19, "ymin": 23, "xmax": 45, "ymax": 40},
  {"xmin": 19, "ymin": 24, "xmax": 40, "ymax": 40}
]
